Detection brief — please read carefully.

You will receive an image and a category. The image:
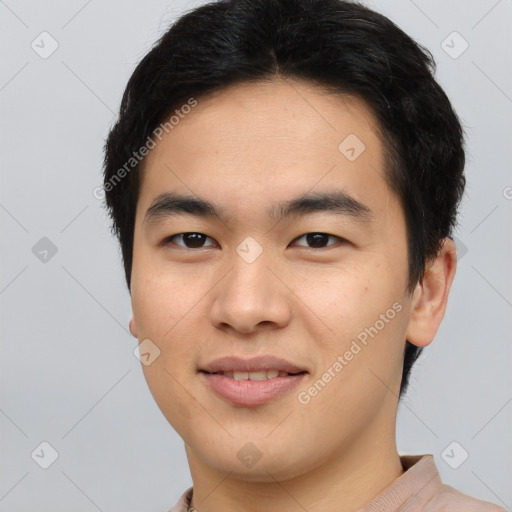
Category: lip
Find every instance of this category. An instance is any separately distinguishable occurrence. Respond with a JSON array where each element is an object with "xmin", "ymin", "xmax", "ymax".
[
  {"xmin": 198, "ymin": 355, "xmax": 309, "ymax": 407},
  {"xmin": 199, "ymin": 355, "xmax": 308, "ymax": 374},
  {"xmin": 199, "ymin": 371, "xmax": 307, "ymax": 407}
]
